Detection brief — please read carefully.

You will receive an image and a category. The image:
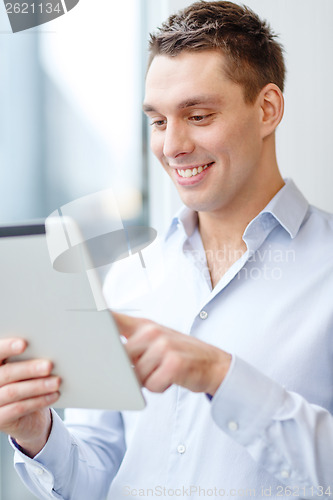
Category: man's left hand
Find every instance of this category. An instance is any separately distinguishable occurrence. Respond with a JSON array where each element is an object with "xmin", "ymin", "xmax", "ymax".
[{"xmin": 112, "ymin": 312, "xmax": 232, "ymax": 396}]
